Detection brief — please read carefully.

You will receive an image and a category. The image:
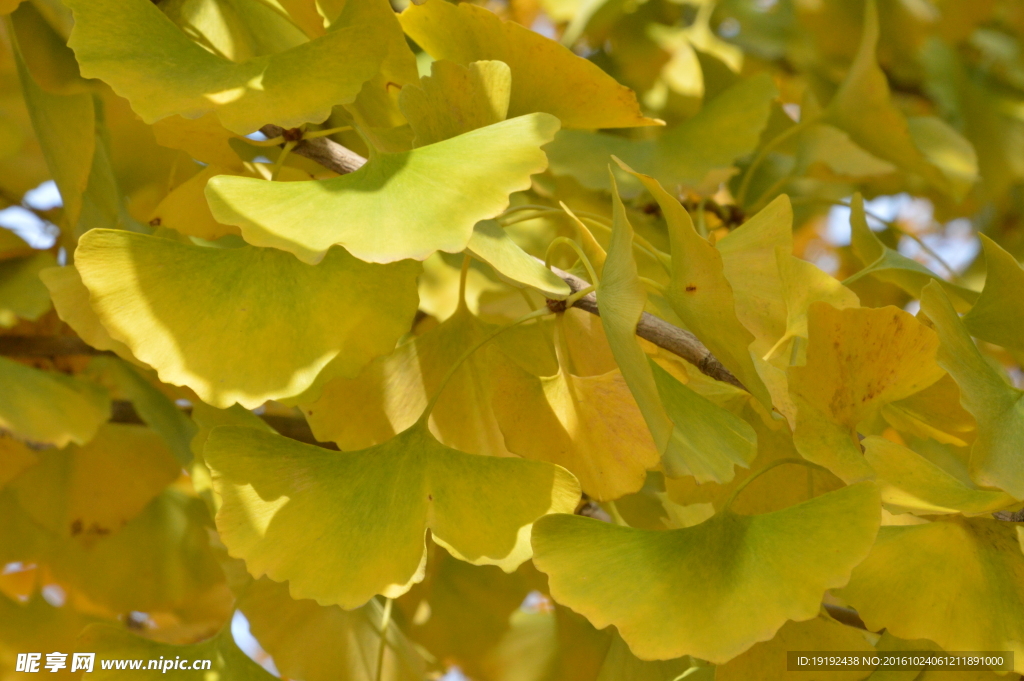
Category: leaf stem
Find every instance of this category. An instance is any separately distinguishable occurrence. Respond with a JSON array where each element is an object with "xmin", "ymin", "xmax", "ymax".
[
  {"xmin": 270, "ymin": 140, "xmax": 298, "ymax": 180},
  {"xmin": 721, "ymin": 457, "xmax": 830, "ymax": 512},
  {"xmin": 735, "ymin": 116, "xmax": 819, "ymax": 207},
  {"xmin": 545, "ymin": 236, "xmax": 600, "ymax": 287},
  {"xmin": 375, "ymin": 597, "xmax": 393, "ymax": 681}
]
